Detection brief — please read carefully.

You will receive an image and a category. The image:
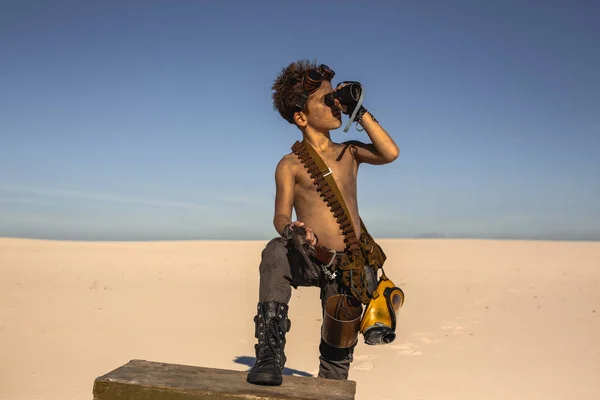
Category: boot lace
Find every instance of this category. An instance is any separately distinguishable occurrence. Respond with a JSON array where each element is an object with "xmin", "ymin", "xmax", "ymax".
[{"xmin": 257, "ymin": 318, "xmax": 284, "ymax": 369}]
